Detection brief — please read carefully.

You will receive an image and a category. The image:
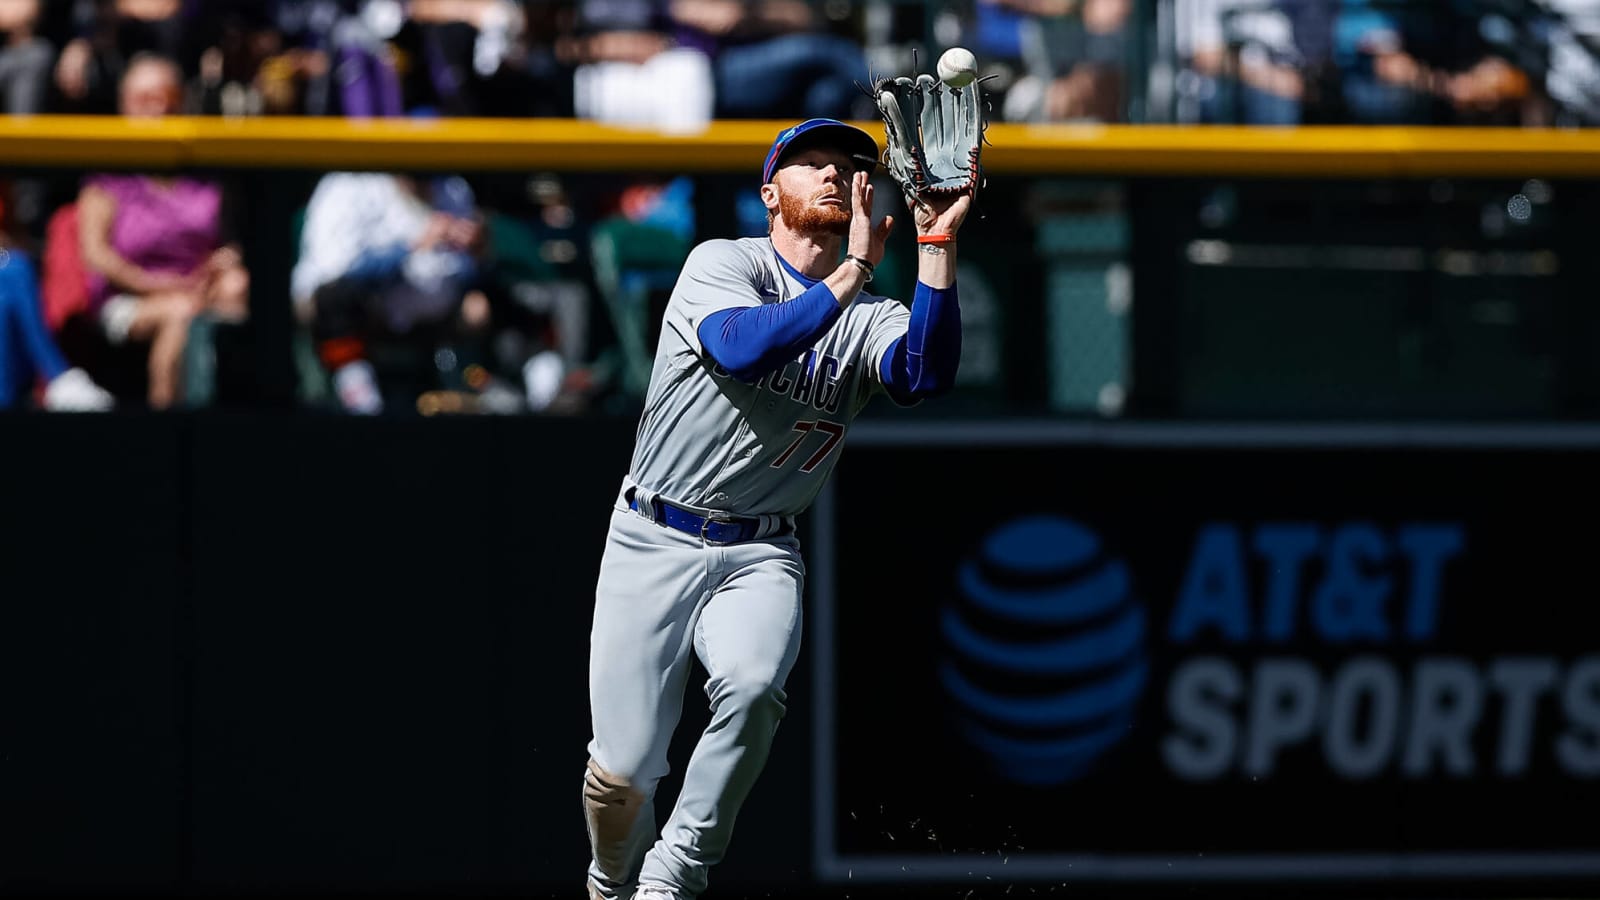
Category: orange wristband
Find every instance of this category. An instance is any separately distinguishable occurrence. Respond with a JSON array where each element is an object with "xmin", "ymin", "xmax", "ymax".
[{"xmin": 917, "ymin": 233, "xmax": 956, "ymax": 244}]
